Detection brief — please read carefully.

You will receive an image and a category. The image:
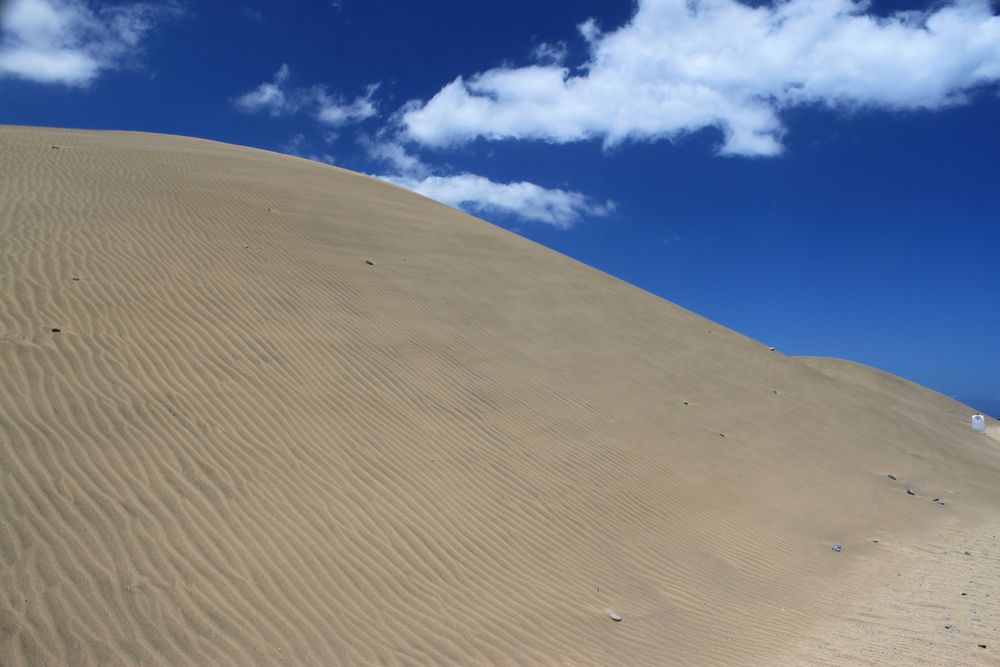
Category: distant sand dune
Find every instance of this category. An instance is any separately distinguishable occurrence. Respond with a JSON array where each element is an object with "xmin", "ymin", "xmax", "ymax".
[{"xmin": 2, "ymin": 126, "xmax": 998, "ymax": 665}]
